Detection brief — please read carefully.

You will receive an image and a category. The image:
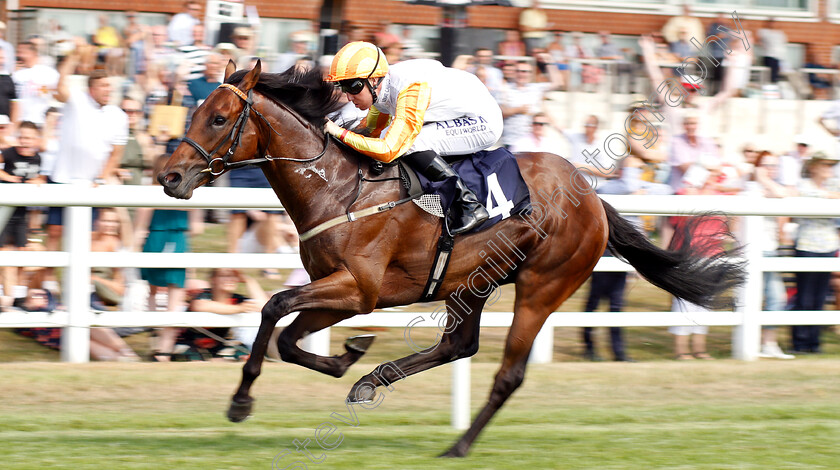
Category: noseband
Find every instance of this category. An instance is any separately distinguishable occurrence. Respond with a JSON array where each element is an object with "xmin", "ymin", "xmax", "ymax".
[{"xmin": 184, "ymin": 83, "xmax": 329, "ymax": 177}]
